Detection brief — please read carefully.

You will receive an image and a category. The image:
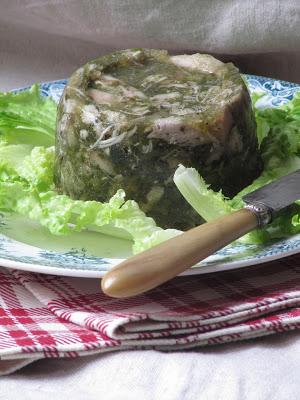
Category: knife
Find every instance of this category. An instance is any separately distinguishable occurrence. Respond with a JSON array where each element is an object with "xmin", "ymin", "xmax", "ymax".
[{"xmin": 101, "ymin": 169, "xmax": 300, "ymax": 298}]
